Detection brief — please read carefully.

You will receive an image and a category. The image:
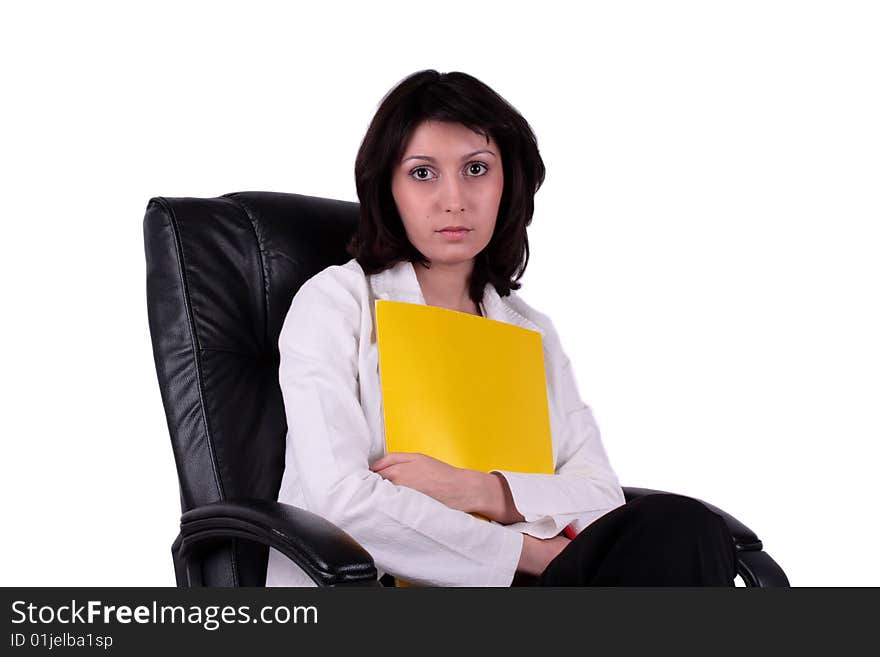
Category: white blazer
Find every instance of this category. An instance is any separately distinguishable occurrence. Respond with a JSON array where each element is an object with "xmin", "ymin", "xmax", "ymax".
[{"xmin": 265, "ymin": 258, "xmax": 626, "ymax": 587}]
